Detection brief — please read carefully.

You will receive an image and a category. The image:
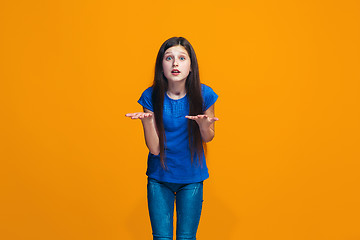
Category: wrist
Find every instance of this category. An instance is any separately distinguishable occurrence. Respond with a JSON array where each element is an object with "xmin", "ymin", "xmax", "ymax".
[
  {"xmin": 199, "ymin": 124, "xmax": 211, "ymax": 132},
  {"xmin": 141, "ymin": 116, "xmax": 154, "ymax": 123}
]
